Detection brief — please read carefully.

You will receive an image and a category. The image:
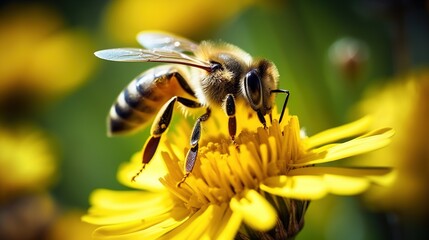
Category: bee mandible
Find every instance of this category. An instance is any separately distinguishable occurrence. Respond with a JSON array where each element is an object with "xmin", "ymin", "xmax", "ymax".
[{"xmin": 95, "ymin": 31, "xmax": 290, "ymax": 186}]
